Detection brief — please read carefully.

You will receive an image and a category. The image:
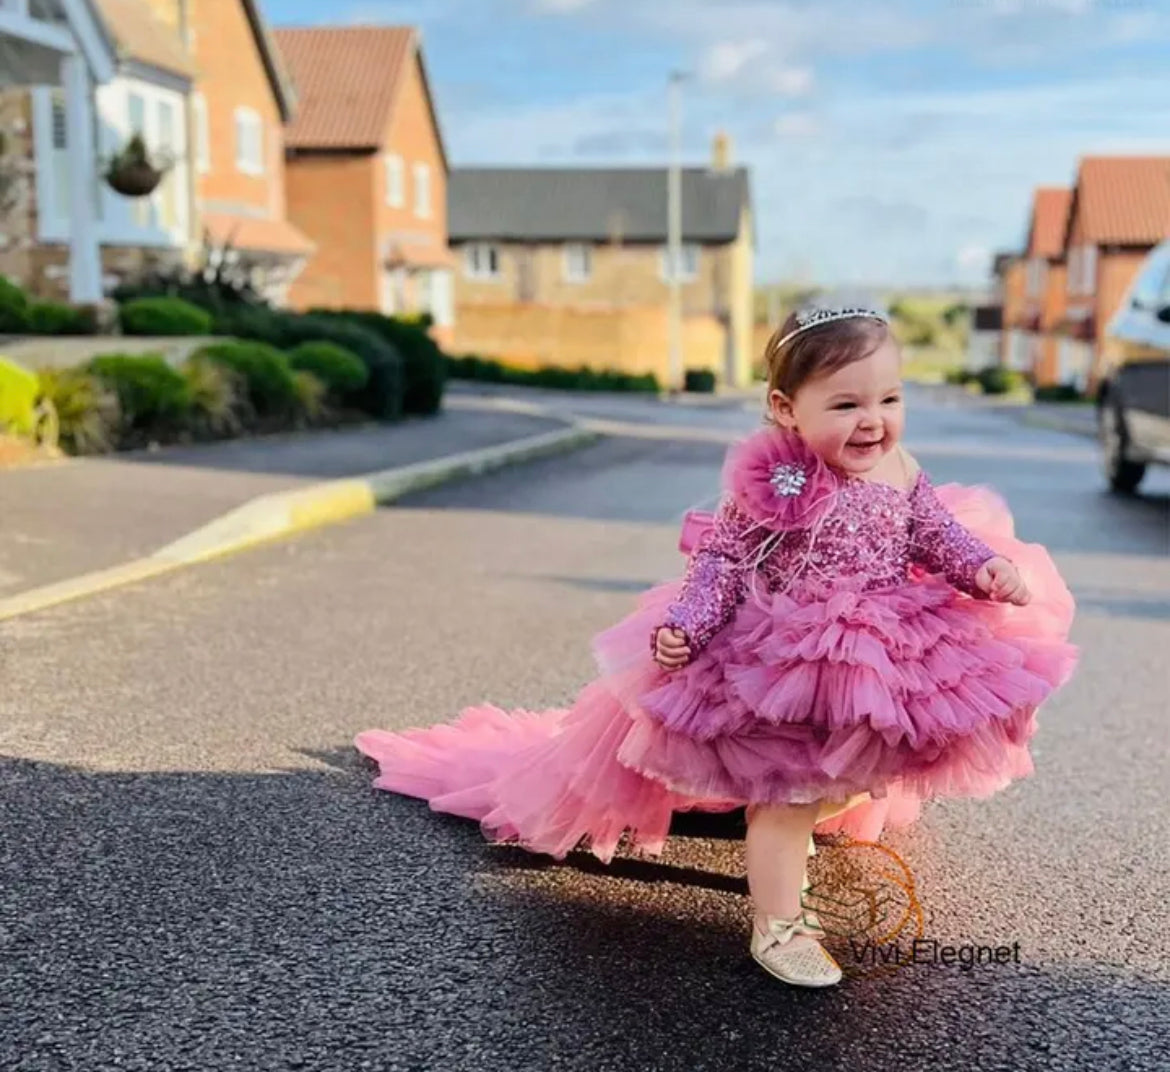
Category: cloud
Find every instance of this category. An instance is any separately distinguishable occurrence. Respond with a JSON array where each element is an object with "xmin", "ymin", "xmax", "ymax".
[
  {"xmin": 956, "ymin": 244, "xmax": 992, "ymax": 275},
  {"xmin": 698, "ymin": 40, "xmax": 769, "ymax": 83},
  {"xmin": 529, "ymin": 0, "xmax": 597, "ymax": 10}
]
